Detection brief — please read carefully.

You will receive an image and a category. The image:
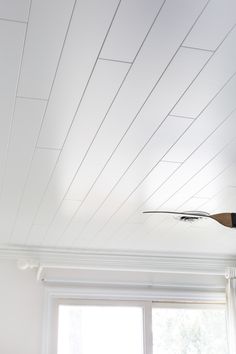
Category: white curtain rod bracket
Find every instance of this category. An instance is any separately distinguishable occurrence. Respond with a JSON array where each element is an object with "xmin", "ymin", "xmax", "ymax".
[
  {"xmin": 17, "ymin": 258, "xmax": 39, "ymax": 270},
  {"xmin": 225, "ymin": 267, "xmax": 236, "ymax": 279}
]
